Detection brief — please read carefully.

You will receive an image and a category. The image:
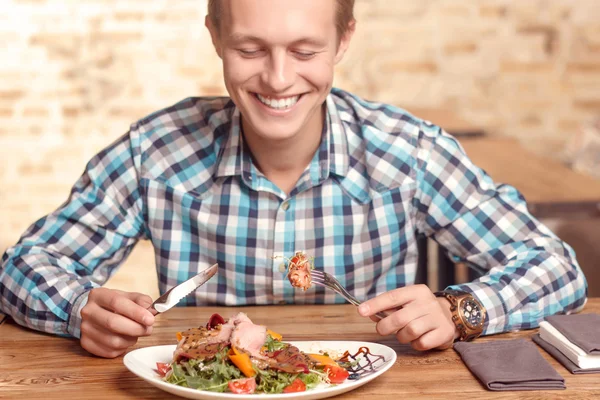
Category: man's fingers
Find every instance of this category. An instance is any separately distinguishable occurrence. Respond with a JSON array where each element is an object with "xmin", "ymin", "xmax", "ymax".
[
  {"xmin": 358, "ymin": 284, "xmax": 431, "ymax": 317},
  {"xmin": 80, "ymin": 288, "xmax": 155, "ymax": 359},
  {"xmin": 126, "ymin": 292, "xmax": 156, "ymax": 322},
  {"xmin": 375, "ymin": 303, "xmax": 427, "ymax": 336},
  {"xmin": 91, "ymin": 288, "xmax": 154, "ymax": 326},
  {"xmin": 410, "ymin": 327, "xmax": 455, "ymax": 352},
  {"xmin": 127, "ymin": 292, "xmax": 158, "ymax": 316},
  {"xmin": 395, "ymin": 315, "xmax": 436, "ymax": 344},
  {"xmin": 359, "ymin": 286, "xmax": 458, "ymax": 352},
  {"xmin": 125, "ymin": 292, "xmax": 154, "ymax": 309},
  {"xmin": 80, "ymin": 334, "xmax": 128, "ymax": 359},
  {"xmin": 81, "ymin": 320, "xmax": 139, "ymax": 351},
  {"xmin": 82, "ymin": 302, "xmax": 153, "ymax": 337}
]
